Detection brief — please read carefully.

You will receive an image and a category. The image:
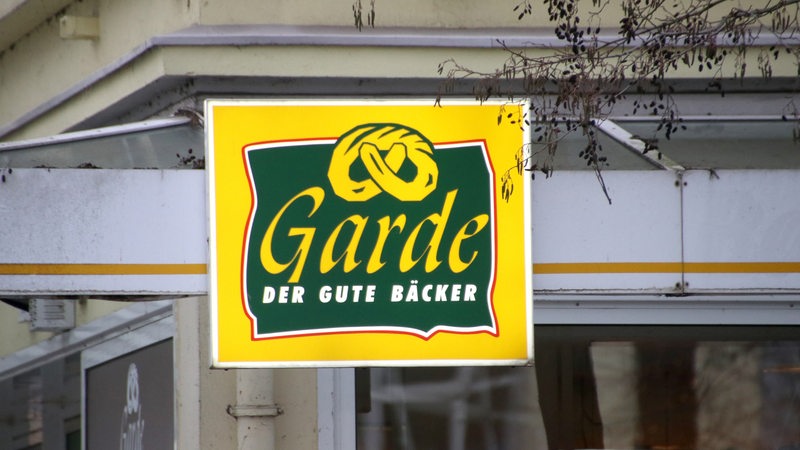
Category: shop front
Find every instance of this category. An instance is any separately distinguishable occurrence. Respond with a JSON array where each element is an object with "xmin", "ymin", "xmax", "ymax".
[{"xmin": 0, "ymin": 104, "xmax": 799, "ymax": 449}]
